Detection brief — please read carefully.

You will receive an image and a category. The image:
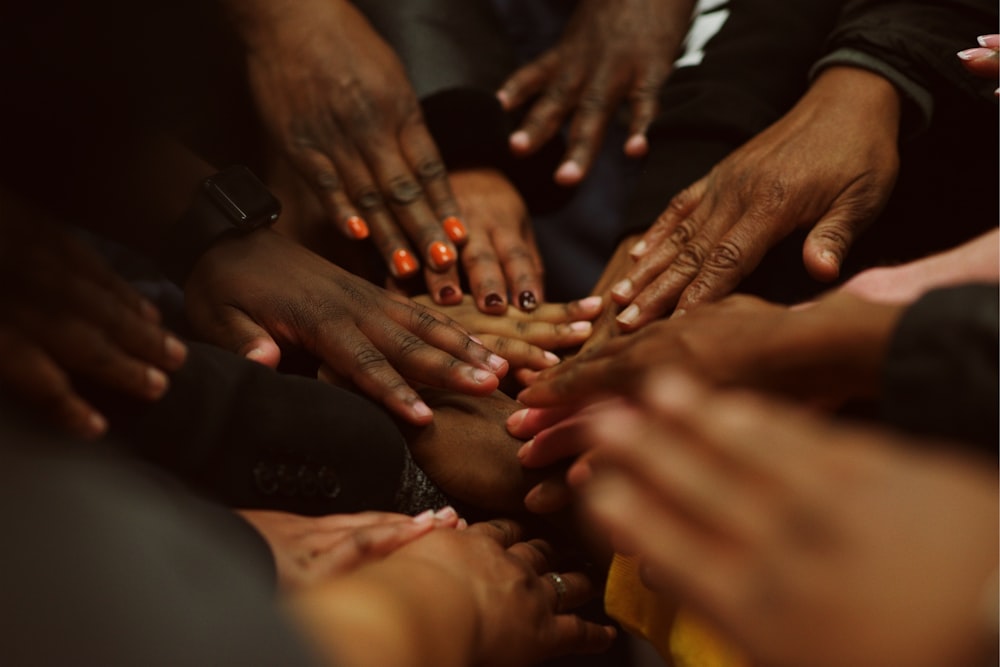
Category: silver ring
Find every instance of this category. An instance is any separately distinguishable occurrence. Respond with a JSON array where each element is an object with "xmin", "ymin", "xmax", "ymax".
[{"xmin": 546, "ymin": 572, "xmax": 567, "ymax": 610}]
